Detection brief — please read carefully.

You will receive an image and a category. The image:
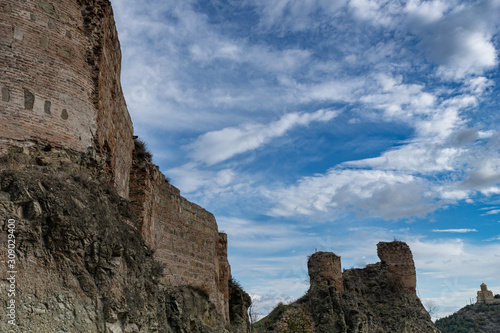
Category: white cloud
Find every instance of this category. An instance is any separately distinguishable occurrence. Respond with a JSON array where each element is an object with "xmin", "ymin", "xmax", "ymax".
[
  {"xmin": 253, "ymin": 0, "xmax": 348, "ymax": 31},
  {"xmin": 187, "ymin": 109, "xmax": 339, "ymax": 165},
  {"xmin": 166, "ymin": 162, "xmax": 237, "ymax": 194},
  {"xmin": 432, "ymin": 229, "xmax": 478, "ymax": 233},
  {"xmin": 406, "ymin": 0, "xmax": 499, "ymax": 78},
  {"xmin": 267, "ymin": 168, "xmax": 441, "ymax": 219},
  {"xmin": 483, "ymin": 209, "xmax": 500, "ymax": 215}
]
